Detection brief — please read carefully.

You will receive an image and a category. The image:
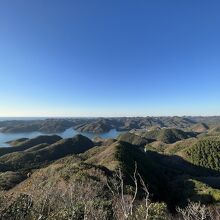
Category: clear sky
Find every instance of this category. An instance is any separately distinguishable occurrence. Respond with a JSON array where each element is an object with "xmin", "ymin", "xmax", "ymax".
[{"xmin": 0, "ymin": 0, "xmax": 220, "ymax": 117}]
